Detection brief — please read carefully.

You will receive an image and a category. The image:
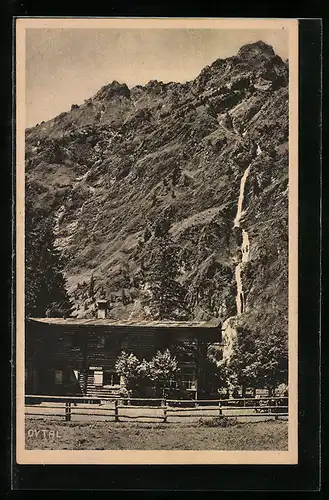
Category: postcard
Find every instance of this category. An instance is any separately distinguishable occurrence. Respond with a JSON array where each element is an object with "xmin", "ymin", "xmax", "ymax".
[{"xmin": 16, "ymin": 17, "xmax": 298, "ymax": 465}]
